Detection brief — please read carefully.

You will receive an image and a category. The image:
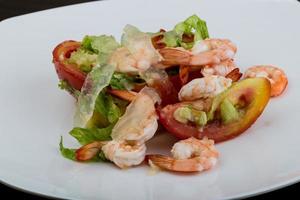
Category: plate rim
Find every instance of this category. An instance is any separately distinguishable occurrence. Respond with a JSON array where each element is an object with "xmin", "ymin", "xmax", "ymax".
[{"xmin": 1, "ymin": 0, "xmax": 300, "ymax": 199}]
